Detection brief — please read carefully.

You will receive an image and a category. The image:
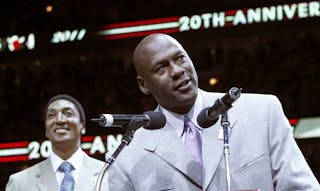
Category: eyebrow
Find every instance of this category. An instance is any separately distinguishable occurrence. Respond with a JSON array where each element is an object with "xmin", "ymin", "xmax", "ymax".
[
  {"xmin": 153, "ymin": 50, "xmax": 183, "ymax": 64},
  {"xmin": 173, "ymin": 50, "xmax": 184, "ymax": 55},
  {"xmin": 47, "ymin": 107, "xmax": 75, "ymax": 113}
]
